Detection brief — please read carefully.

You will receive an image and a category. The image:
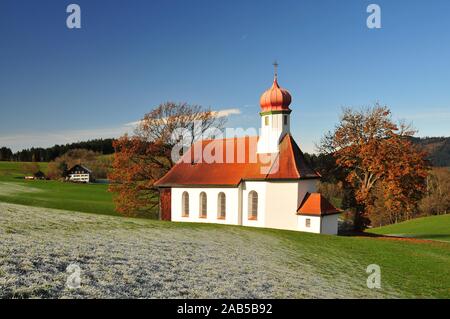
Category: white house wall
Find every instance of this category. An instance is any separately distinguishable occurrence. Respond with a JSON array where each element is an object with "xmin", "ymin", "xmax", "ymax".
[
  {"xmin": 171, "ymin": 187, "xmax": 240, "ymax": 225},
  {"xmin": 170, "ymin": 179, "xmax": 337, "ymax": 235},
  {"xmin": 264, "ymin": 180, "xmax": 317, "ymax": 231},
  {"xmin": 321, "ymin": 214, "xmax": 339, "ymax": 235},
  {"xmin": 257, "ymin": 113, "xmax": 290, "ymax": 154},
  {"xmin": 68, "ymin": 174, "xmax": 90, "ymax": 183},
  {"xmin": 297, "ymin": 214, "xmax": 339, "ymax": 234},
  {"xmin": 297, "ymin": 215, "xmax": 322, "ymax": 233},
  {"xmin": 263, "ymin": 181, "xmax": 298, "ymax": 231}
]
